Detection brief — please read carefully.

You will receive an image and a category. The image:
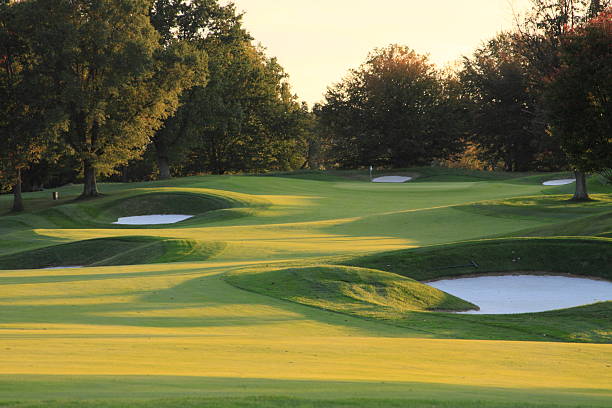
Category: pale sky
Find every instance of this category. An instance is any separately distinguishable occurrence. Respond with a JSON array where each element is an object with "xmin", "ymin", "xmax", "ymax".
[{"xmin": 232, "ymin": 0, "xmax": 533, "ymax": 105}]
